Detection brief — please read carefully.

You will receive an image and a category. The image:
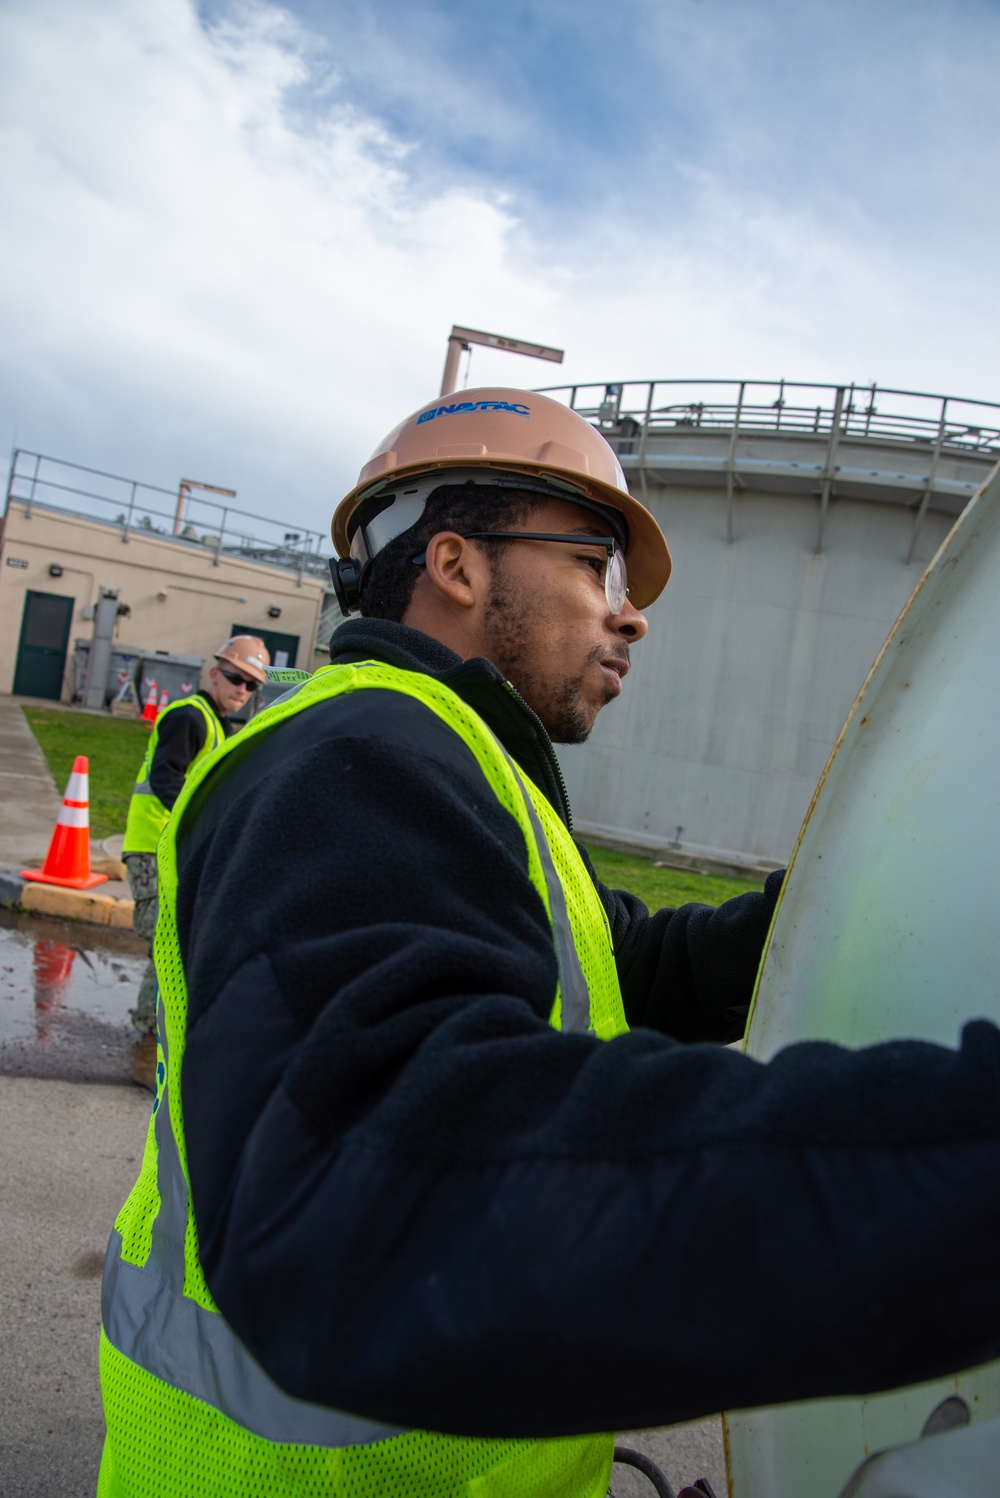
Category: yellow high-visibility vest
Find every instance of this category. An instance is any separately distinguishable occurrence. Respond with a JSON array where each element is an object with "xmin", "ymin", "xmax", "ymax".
[
  {"xmin": 99, "ymin": 660, "xmax": 628, "ymax": 1498},
  {"xmin": 122, "ymin": 695, "xmax": 225, "ymax": 855}
]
